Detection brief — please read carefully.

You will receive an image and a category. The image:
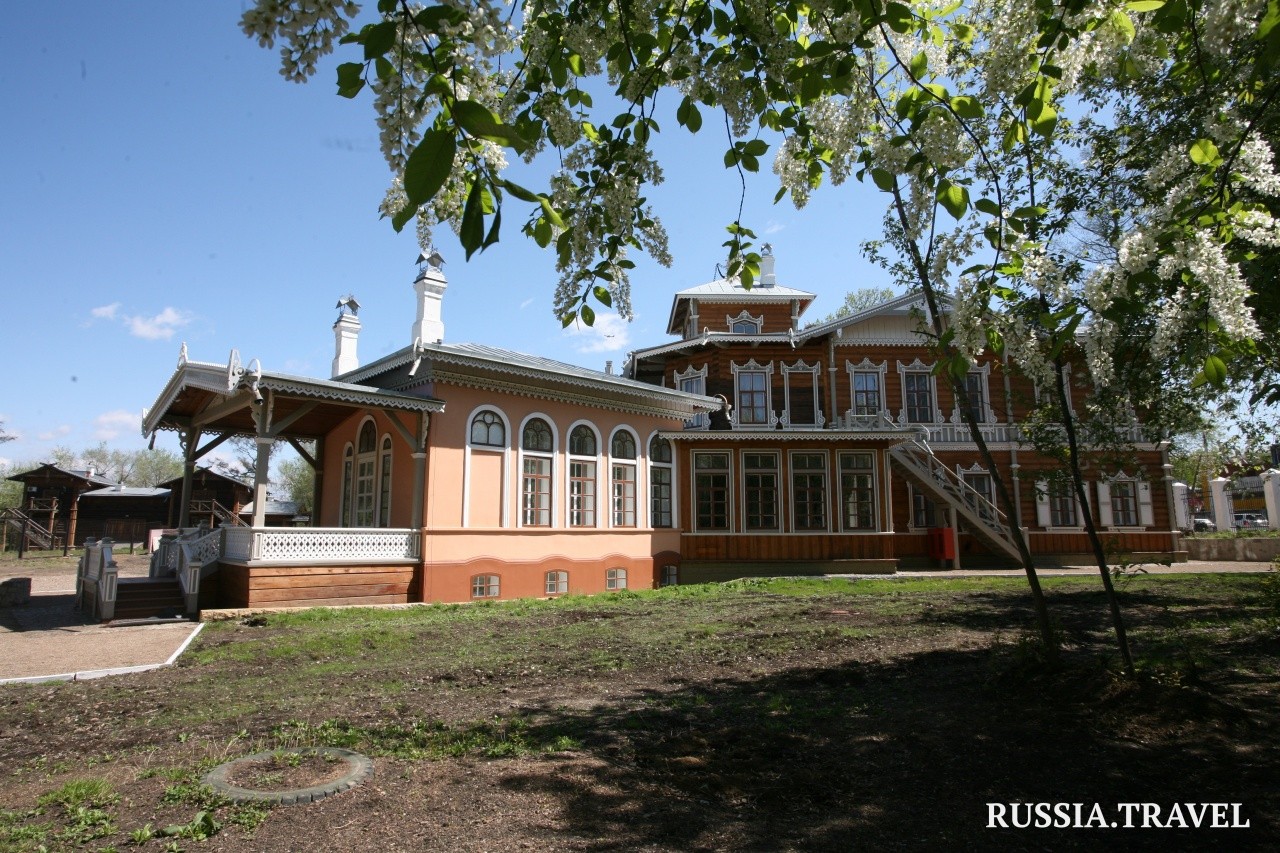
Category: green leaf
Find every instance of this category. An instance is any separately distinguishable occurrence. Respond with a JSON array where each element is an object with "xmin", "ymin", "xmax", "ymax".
[
  {"xmin": 744, "ymin": 139, "xmax": 769, "ymax": 156},
  {"xmin": 909, "ymin": 50, "xmax": 928, "ymax": 79},
  {"xmin": 1202, "ymin": 354, "xmax": 1228, "ymax": 386},
  {"xmin": 937, "ymin": 180, "xmax": 969, "ymax": 219},
  {"xmin": 870, "ymin": 168, "xmax": 896, "ymax": 192},
  {"xmin": 336, "ymin": 63, "xmax": 365, "ymax": 99},
  {"xmin": 402, "ymin": 129, "xmax": 456, "ymax": 206},
  {"xmin": 533, "ymin": 216, "xmax": 553, "ymax": 247},
  {"xmin": 949, "ymin": 95, "xmax": 983, "ymax": 119},
  {"xmin": 1029, "ymin": 102, "xmax": 1057, "ymax": 137},
  {"xmin": 460, "ymin": 180, "xmax": 486, "ymax": 260},
  {"xmin": 1125, "ymin": 0, "xmax": 1165, "ymax": 11},
  {"xmin": 580, "ymin": 304, "xmax": 596, "ymax": 327},
  {"xmin": 975, "ymin": 198, "xmax": 1001, "ymax": 216},
  {"xmin": 561, "ymin": 311, "xmax": 577, "ymax": 328},
  {"xmin": 452, "ymin": 100, "xmax": 529, "ymax": 152},
  {"xmin": 360, "ymin": 21, "xmax": 397, "ymax": 60},
  {"xmin": 539, "ymin": 197, "xmax": 564, "ymax": 228},
  {"xmin": 677, "ymin": 97, "xmax": 703, "ymax": 132},
  {"xmin": 500, "ymin": 179, "xmax": 540, "ymax": 203},
  {"xmin": 1109, "ymin": 9, "xmax": 1136, "ymax": 43},
  {"xmin": 1189, "ymin": 138, "xmax": 1220, "ymax": 166}
]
